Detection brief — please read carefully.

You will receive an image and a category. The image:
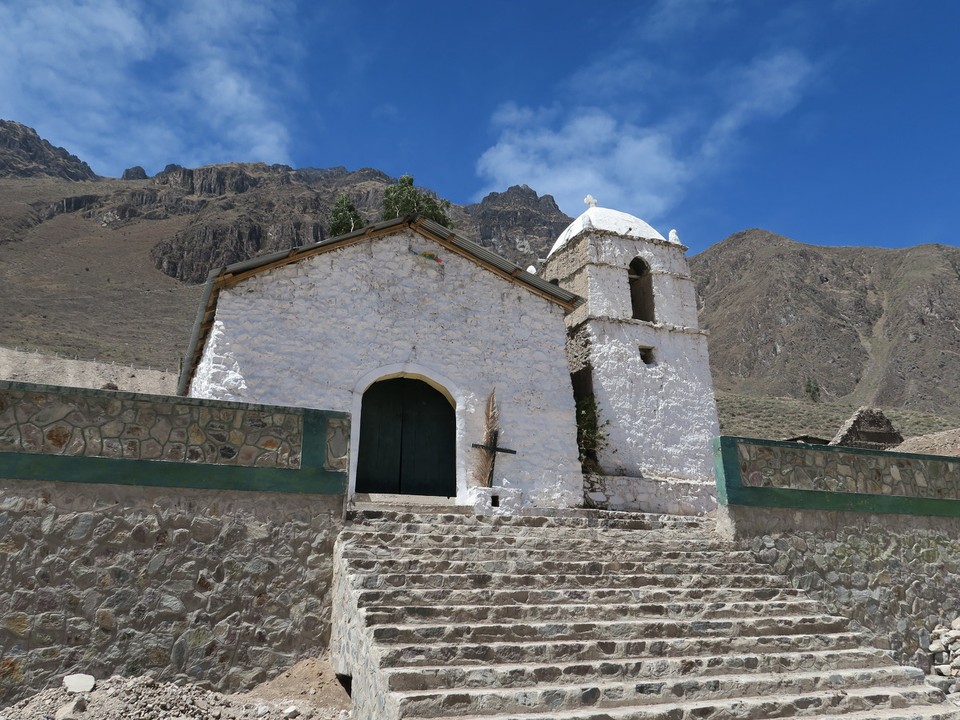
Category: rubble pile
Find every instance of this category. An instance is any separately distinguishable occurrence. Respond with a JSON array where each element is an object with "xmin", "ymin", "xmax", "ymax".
[
  {"xmin": 0, "ymin": 674, "xmax": 350, "ymax": 720},
  {"xmin": 930, "ymin": 618, "xmax": 960, "ymax": 690}
]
